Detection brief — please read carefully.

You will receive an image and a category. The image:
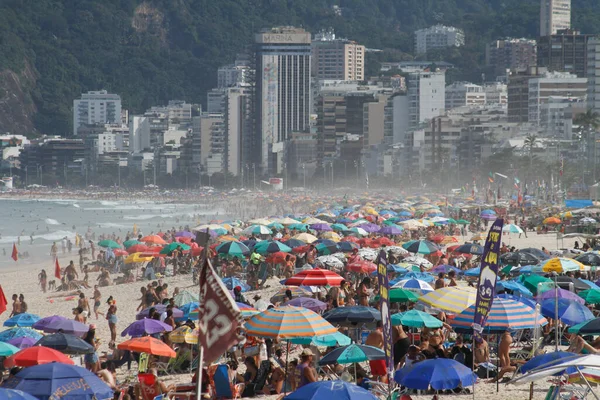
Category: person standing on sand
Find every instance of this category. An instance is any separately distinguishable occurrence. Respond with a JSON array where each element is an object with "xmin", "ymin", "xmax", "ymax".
[
  {"xmin": 93, "ymin": 285, "xmax": 104, "ymax": 319},
  {"xmin": 19, "ymin": 294, "xmax": 27, "ymax": 314},
  {"xmin": 366, "ymin": 321, "xmax": 388, "ymax": 383},
  {"xmin": 78, "ymin": 292, "xmax": 90, "ymax": 316},
  {"xmin": 106, "ymin": 297, "xmax": 118, "ymax": 345},
  {"xmin": 50, "ymin": 242, "xmax": 58, "ymax": 258},
  {"xmin": 38, "ymin": 269, "xmax": 47, "ymax": 293}
]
